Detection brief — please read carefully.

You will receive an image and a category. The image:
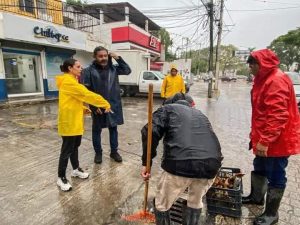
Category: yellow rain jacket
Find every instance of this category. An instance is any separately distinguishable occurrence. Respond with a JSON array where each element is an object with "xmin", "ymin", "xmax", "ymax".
[
  {"xmin": 161, "ymin": 74, "xmax": 186, "ymax": 98},
  {"xmin": 56, "ymin": 74, "xmax": 110, "ymax": 136}
]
